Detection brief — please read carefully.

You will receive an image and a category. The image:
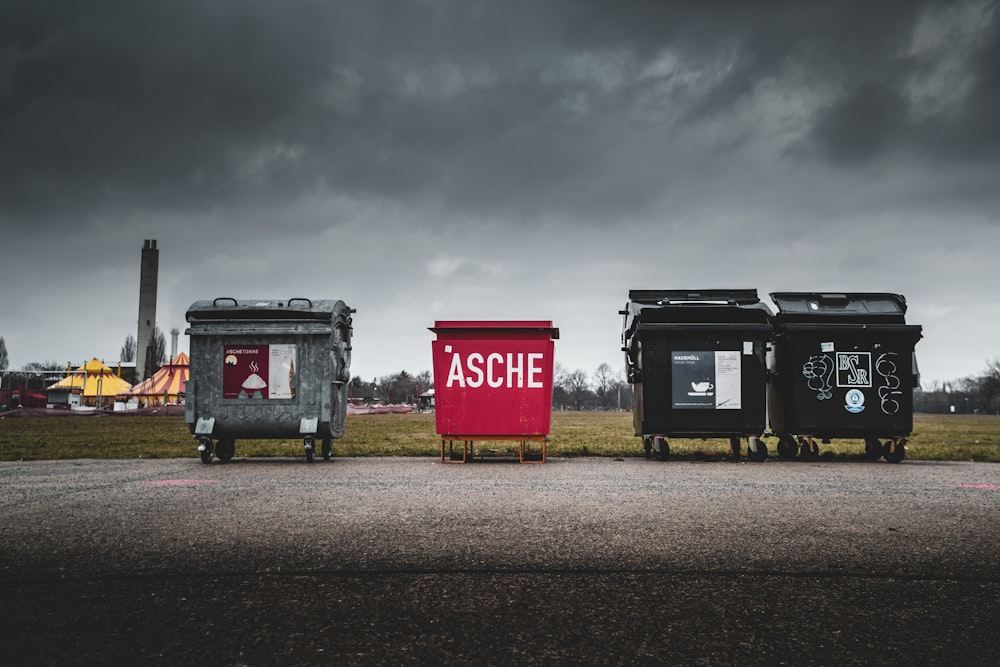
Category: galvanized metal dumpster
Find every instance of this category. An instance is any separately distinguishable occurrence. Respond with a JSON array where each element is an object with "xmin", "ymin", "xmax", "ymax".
[
  {"xmin": 430, "ymin": 320, "xmax": 558, "ymax": 463},
  {"xmin": 768, "ymin": 292, "xmax": 922, "ymax": 463},
  {"xmin": 622, "ymin": 290, "xmax": 774, "ymax": 461},
  {"xmin": 185, "ymin": 297, "xmax": 354, "ymax": 463}
]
